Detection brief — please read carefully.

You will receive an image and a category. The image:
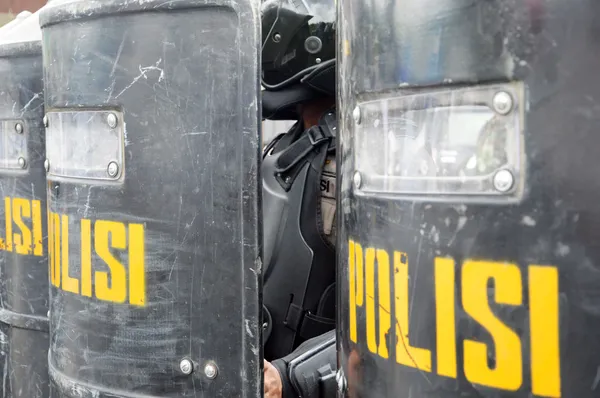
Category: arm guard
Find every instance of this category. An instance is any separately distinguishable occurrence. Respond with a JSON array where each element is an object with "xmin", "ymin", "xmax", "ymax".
[{"xmin": 272, "ymin": 330, "xmax": 337, "ymax": 398}]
